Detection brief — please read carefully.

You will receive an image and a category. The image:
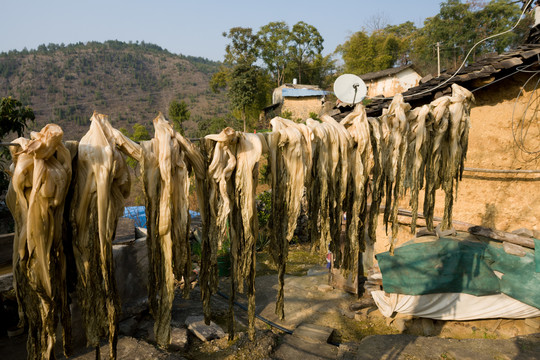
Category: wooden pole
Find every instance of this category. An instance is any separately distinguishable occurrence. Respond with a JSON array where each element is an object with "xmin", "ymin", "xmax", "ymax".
[{"xmin": 468, "ymin": 226, "xmax": 535, "ymax": 249}]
